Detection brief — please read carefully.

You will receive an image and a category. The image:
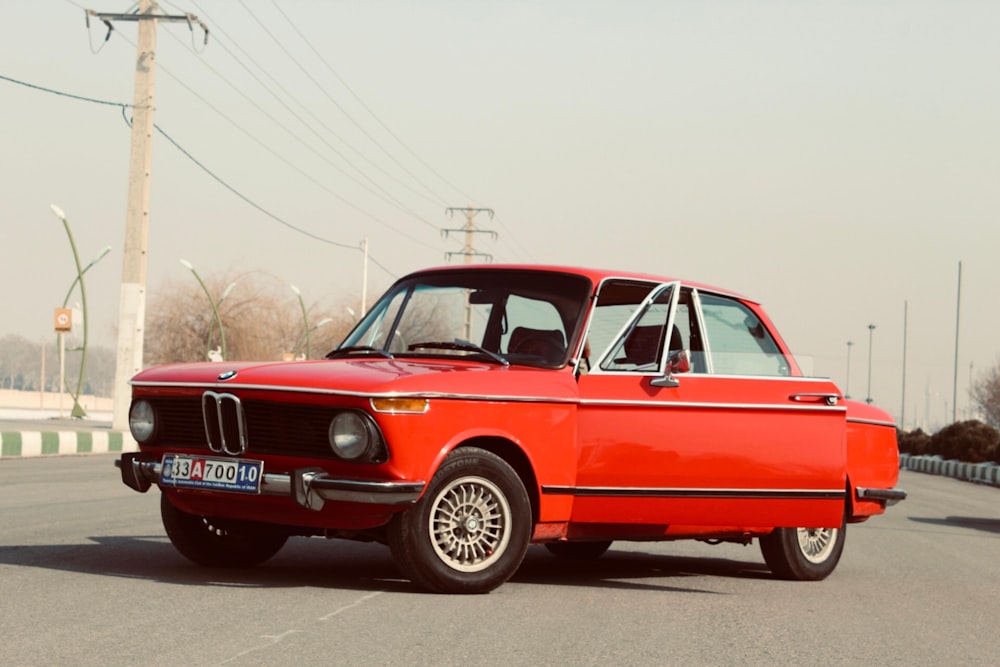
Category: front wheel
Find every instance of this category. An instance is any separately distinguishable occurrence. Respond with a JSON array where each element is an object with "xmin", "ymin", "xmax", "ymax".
[
  {"xmin": 160, "ymin": 493, "xmax": 288, "ymax": 567},
  {"xmin": 387, "ymin": 447, "xmax": 531, "ymax": 594},
  {"xmin": 759, "ymin": 521, "xmax": 846, "ymax": 581}
]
